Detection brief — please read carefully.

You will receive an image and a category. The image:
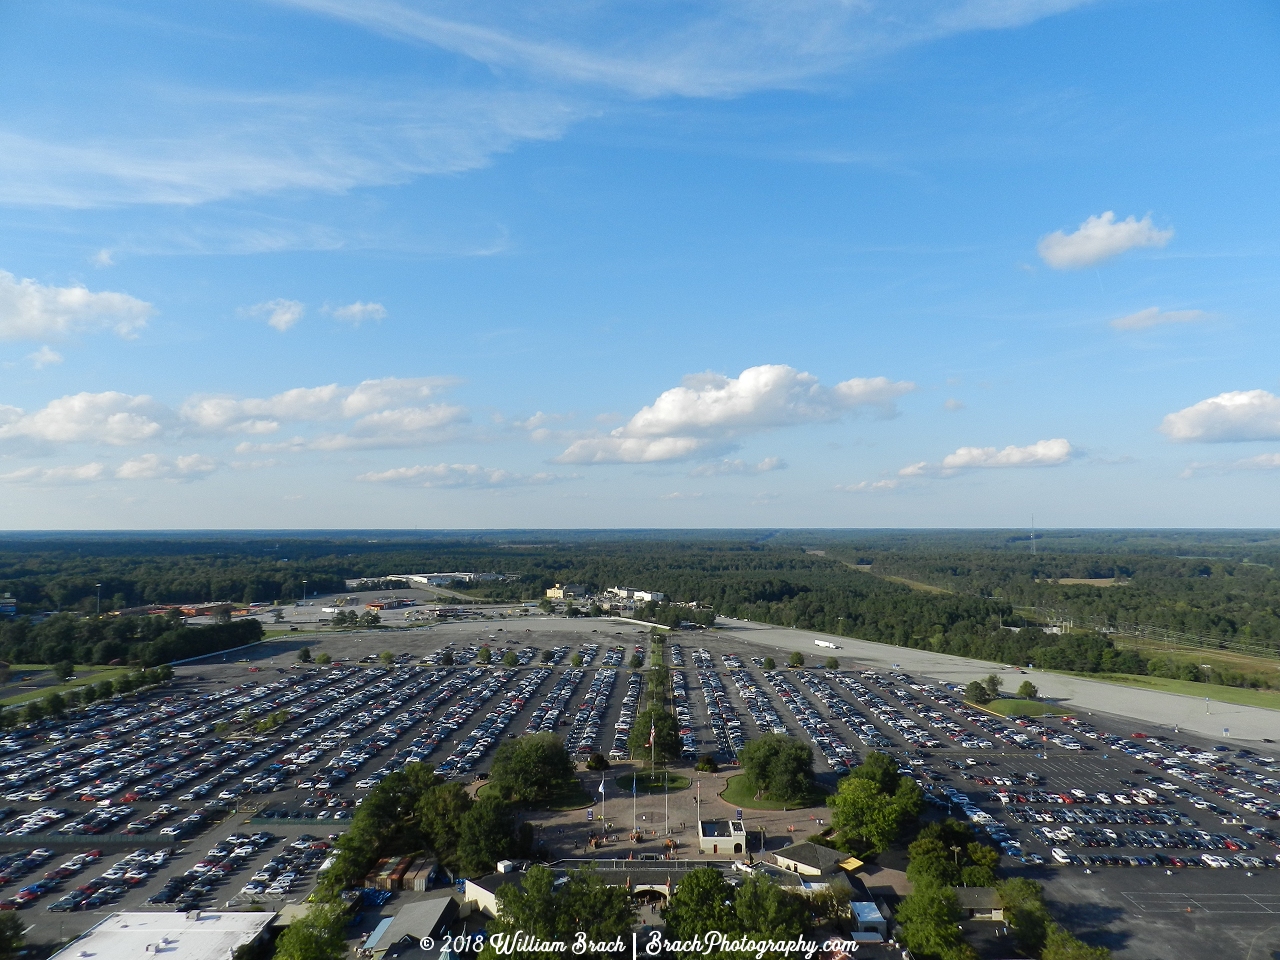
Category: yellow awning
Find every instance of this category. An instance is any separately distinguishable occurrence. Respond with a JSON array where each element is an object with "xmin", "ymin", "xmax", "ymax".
[{"xmin": 838, "ymin": 855, "xmax": 864, "ymax": 872}]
